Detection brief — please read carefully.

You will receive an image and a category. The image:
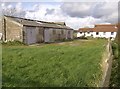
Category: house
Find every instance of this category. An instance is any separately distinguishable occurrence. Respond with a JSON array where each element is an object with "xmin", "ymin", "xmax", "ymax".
[
  {"xmin": 77, "ymin": 24, "xmax": 118, "ymax": 40},
  {"xmin": 1, "ymin": 15, "xmax": 73, "ymax": 44}
]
